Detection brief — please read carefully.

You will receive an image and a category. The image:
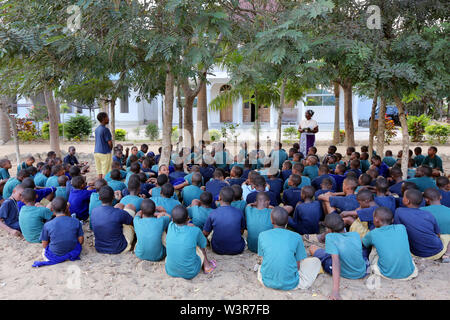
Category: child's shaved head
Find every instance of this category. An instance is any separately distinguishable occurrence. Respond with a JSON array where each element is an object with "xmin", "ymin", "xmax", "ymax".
[
  {"xmin": 405, "ymin": 189, "xmax": 423, "ymax": 206},
  {"xmin": 200, "ymin": 192, "xmax": 213, "ymax": 207},
  {"xmin": 423, "ymin": 188, "xmax": 441, "ymax": 201},
  {"xmin": 21, "ymin": 188, "xmax": 36, "ymax": 203},
  {"xmin": 95, "ymin": 178, "xmax": 108, "ymax": 190},
  {"xmin": 374, "ymin": 206, "xmax": 393, "ymax": 224},
  {"xmin": 436, "ymin": 176, "xmax": 449, "ymax": 189},
  {"xmin": 271, "ymin": 206, "xmax": 289, "ymax": 227},
  {"xmin": 289, "ymin": 174, "xmax": 302, "ymax": 187},
  {"xmin": 51, "ymin": 197, "xmax": 68, "ymax": 214},
  {"xmin": 141, "ymin": 199, "xmax": 156, "ymax": 217},
  {"xmin": 375, "ymin": 177, "xmax": 389, "ymax": 194},
  {"xmin": 231, "ymin": 184, "xmax": 243, "ymax": 201},
  {"xmin": 191, "ymin": 172, "xmax": 202, "ymax": 186},
  {"xmin": 172, "ymin": 205, "xmax": 188, "ymax": 224},
  {"xmin": 324, "ymin": 213, "xmax": 345, "ymax": 232},
  {"xmin": 301, "ymin": 185, "xmax": 315, "ymax": 199},
  {"xmin": 256, "ymin": 191, "xmax": 270, "ymax": 203},
  {"xmin": 357, "ymin": 189, "xmax": 374, "ymax": 202}
]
